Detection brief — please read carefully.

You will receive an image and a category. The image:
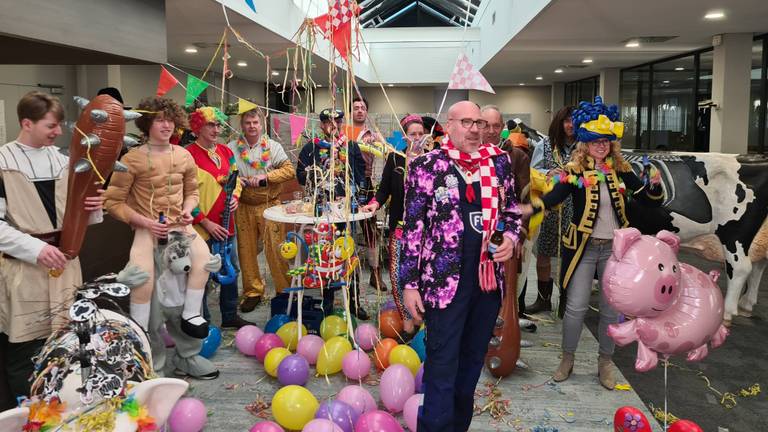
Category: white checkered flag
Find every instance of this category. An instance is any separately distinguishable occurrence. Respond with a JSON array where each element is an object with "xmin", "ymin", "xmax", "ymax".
[{"xmin": 447, "ymin": 53, "xmax": 495, "ymax": 94}]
